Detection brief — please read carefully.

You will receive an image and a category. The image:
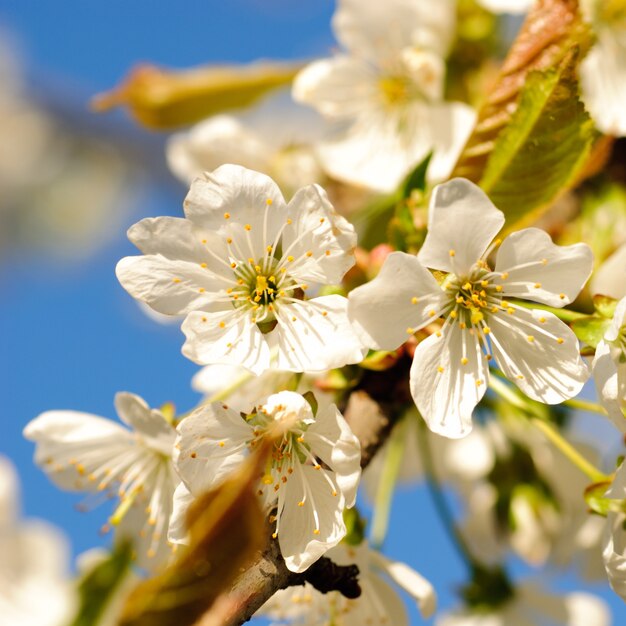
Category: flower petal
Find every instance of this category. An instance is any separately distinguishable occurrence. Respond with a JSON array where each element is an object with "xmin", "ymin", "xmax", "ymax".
[
  {"xmin": 283, "ymin": 184, "xmax": 357, "ymax": 285},
  {"xmin": 279, "ymin": 462, "xmax": 346, "ymax": 573},
  {"xmin": 581, "ymin": 34, "xmax": 626, "ymax": 136},
  {"xmin": 369, "ymin": 551, "xmax": 437, "ymax": 618},
  {"xmin": 23, "ymin": 411, "xmax": 134, "ymax": 492},
  {"xmin": 417, "ymin": 178, "xmax": 505, "ymax": 274},
  {"xmin": 495, "ymin": 228, "xmax": 593, "ymax": 307},
  {"xmin": 293, "ymin": 56, "xmax": 378, "ymax": 118},
  {"xmin": 305, "ymin": 404, "xmax": 361, "ymax": 507},
  {"xmin": 348, "ymin": 251, "xmax": 446, "ymax": 350},
  {"xmin": 167, "ymin": 482, "xmax": 195, "ymax": 545},
  {"xmin": 603, "ymin": 512, "xmax": 626, "ymax": 604},
  {"xmin": 410, "ymin": 322, "xmax": 487, "ymax": 438},
  {"xmin": 181, "ymin": 309, "xmax": 272, "ymax": 375},
  {"xmin": 592, "ymin": 339, "xmax": 626, "ymax": 432},
  {"xmin": 591, "ymin": 244, "xmax": 626, "ymax": 300},
  {"xmin": 116, "ymin": 254, "xmax": 228, "ymax": 316},
  {"xmin": 174, "ymin": 403, "xmax": 252, "ymax": 494},
  {"xmin": 333, "ymin": 0, "xmax": 456, "ymax": 61},
  {"xmin": 489, "ymin": 307, "xmax": 589, "ymax": 403},
  {"xmin": 183, "ymin": 164, "xmax": 287, "ymax": 234},
  {"xmin": 166, "ymin": 115, "xmax": 270, "ymax": 184},
  {"xmin": 272, "ymin": 295, "xmax": 366, "ymax": 372},
  {"xmin": 115, "ymin": 392, "xmax": 175, "ymax": 456}
]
